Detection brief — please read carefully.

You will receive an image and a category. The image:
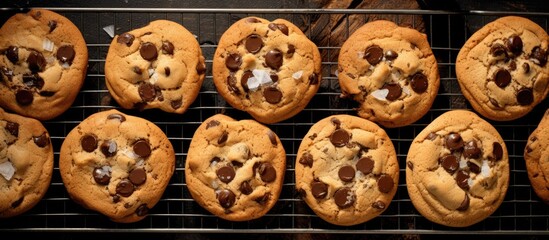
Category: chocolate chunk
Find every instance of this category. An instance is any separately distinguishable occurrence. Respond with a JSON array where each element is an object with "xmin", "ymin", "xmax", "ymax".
[
  {"xmin": 196, "ymin": 62, "xmax": 206, "ymax": 74},
  {"xmin": 133, "ymin": 139, "xmax": 151, "ymax": 158},
  {"xmin": 170, "ymin": 99, "xmax": 182, "ymax": 110},
  {"xmin": 523, "ymin": 62, "xmax": 530, "ymax": 73},
  {"xmin": 509, "ymin": 61, "xmax": 517, "ymax": 71},
  {"xmin": 364, "ymin": 45, "xmax": 383, "ymax": 65},
  {"xmin": 490, "ymin": 43, "xmax": 507, "ymax": 57},
  {"xmin": 112, "ymin": 195, "xmax": 120, "ymax": 203},
  {"xmin": 116, "ymin": 179, "xmax": 134, "ymax": 197},
  {"xmin": 493, "ymin": 142, "xmax": 503, "ymax": 160},
  {"xmin": 100, "ymin": 140, "xmax": 117, "ymax": 157},
  {"xmin": 164, "ymin": 66, "xmax": 170, "ymax": 77},
  {"xmin": 530, "ymin": 46, "xmax": 547, "ymax": 66},
  {"xmin": 258, "ymin": 162, "xmax": 276, "ymax": 183},
  {"xmin": 6, "ymin": 46, "xmax": 18, "ymax": 64},
  {"xmin": 240, "ymin": 181, "xmax": 253, "ymax": 195},
  {"xmin": 136, "ymin": 204, "xmax": 149, "ymax": 216},
  {"xmin": 81, "ymin": 134, "xmax": 98, "ymax": 152},
  {"xmin": 129, "ymin": 168, "xmax": 147, "ymax": 185},
  {"xmin": 33, "ymin": 133, "xmax": 49, "ymax": 147},
  {"xmin": 507, "ymin": 35, "xmax": 523, "ymax": 56},
  {"xmin": 210, "ymin": 156, "xmax": 221, "ymax": 165},
  {"xmin": 410, "ymin": 73, "xmax": 428, "ymax": 93},
  {"xmin": 48, "ymin": 20, "xmax": 57, "ymax": 32},
  {"xmin": 5, "ymin": 121, "xmax": 18, "ymax": 137},
  {"xmin": 331, "ymin": 117, "xmax": 341, "ymax": 128},
  {"xmin": 381, "ymin": 83, "xmax": 402, "ymax": 101},
  {"xmin": 356, "ymin": 157, "xmax": 374, "ymax": 175},
  {"xmin": 308, "ymin": 73, "xmax": 319, "ymax": 85},
  {"xmin": 334, "ymin": 187, "xmax": 355, "ymax": 208},
  {"xmin": 138, "ymin": 83, "xmax": 156, "ymax": 102},
  {"xmin": 268, "ymin": 23, "xmax": 288, "ymax": 35},
  {"xmin": 330, "ymin": 129, "xmax": 350, "ymax": 147},
  {"xmin": 245, "ymin": 34, "xmax": 263, "ymax": 53},
  {"xmin": 117, "ymin": 33, "xmax": 135, "ymax": 46},
  {"xmin": 265, "ymin": 49, "xmax": 283, "ymax": 70},
  {"xmin": 140, "ymin": 42, "xmax": 158, "ymax": 61},
  {"xmin": 440, "ymin": 155, "xmax": 459, "ymax": 174},
  {"xmin": 132, "ymin": 66, "xmax": 142, "ymax": 75},
  {"xmin": 32, "ymin": 10, "xmax": 41, "ymax": 19},
  {"xmin": 407, "ymin": 161, "xmax": 414, "ymax": 170},
  {"xmin": 467, "ymin": 161, "xmax": 481, "ymax": 174},
  {"xmin": 27, "ymin": 51, "xmax": 46, "ymax": 73},
  {"xmin": 457, "ymin": 194, "xmax": 470, "ymax": 211},
  {"xmin": 218, "ymin": 131, "xmax": 228, "ymax": 144},
  {"xmin": 107, "ymin": 113, "xmax": 126, "ymax": 122},
  {"xmin": 231, "ymin": 161, "xmax": 243, "ymax": 168},
  {"xmin": 517, "ymin": 88, "xmax": 533, "ymax": 105},
  {"xmin": 372, "ymin": 200, "xmax": 386, "ymax": 210},
  {"xmin": 255, "ymin": 193, "xmax": 270, "ymax": 205},
  {"xmin": 216, "ymin": 166, "xmax": 235, "ymax": 183},
  {"xmin": 463, "ymin": 140, "xmax": 481, "ymax": 159},
  {"xmin": 267, "ymin": 131, "xmax": 277, "ymax": 146},
  {"xmin": 287, "ymin": 44, "xmax": 295, "ymax": 57},
  {"xmin": 206, "ymin": 120, "xmax": 220, "ymax": 129},
  {"xmin": 241, "ymin": 70, "xmax": 253, "ymax": 92},
  {"xmin": 263, "ymin": 86, "xmax": 283, "ymax": 104},
  {"xmin": 445, "ymin": 133, "xmax": 464, "ymax": 151},
  {"xmin": 299, "ymin": 152, "xmax": 313, "ymax": 168},
  {"xmin": 227, "ymin": 74, "xmax": 240, "ymax": 94},
  {"xmin": 1, "ymin": 66, "xmax": 14, "ymax": 79},
  {"xmin": 38, "ymin": 91, "xmax": 53, "ymax": 97},
  {"xmin": 455, "ymin": 170, "xmax": 470, "ymax": 190},
  {"xmin": 225, "ymin": 53, "xmax": 242, "ymax": 71},
  {"xmin": 311, "ymin": 181, "xmax": 328, "ymax": 199},
  {"xmin": 56, "ymin": 45, "xmax": 75, "ymax": 64},
  {"xmin": 269, "ymin": 72, "xmax": 278, "ymax": 82},
  {"xmin": 338, "ymin": 165, "xmax": 355, "ymax": 182},
  {"xmin": 93, "ymin": 166, "xmax": 111, "ymax": 185},
  {"xmin": 385, "ymin": 50, "xmax": 398, "ymax": 61},
  {"xmin": 378, "ymin": 174, "xmax": 394, "ymax": 193},
  {"xmin": 217, "ymin": 189, "xmax": 236, "ymax": 208},
  {"xmin": 246, "ymin": 18, "xmax": 260, "ymax": 23},
  {"xmin": 161, "ymin": 41, "xmax": 174, "ymax": 55},
  {"xmin": 16, "ymin": 89, "xmax": 33, "ymax": 105},
  {"xmin": 11, "ymin": 197, "xmax": 24, "ymax": 208},
  {"xmin": 23, "ymin": 73, "xmax": 44, "ymax": 89},
  {"xmin": 493, "ymin": 69, "xmax": 511, "ymax": 88},
  {"xmin": 427, "ymin": 132, "xmax": 438, "ymax": 141}
]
